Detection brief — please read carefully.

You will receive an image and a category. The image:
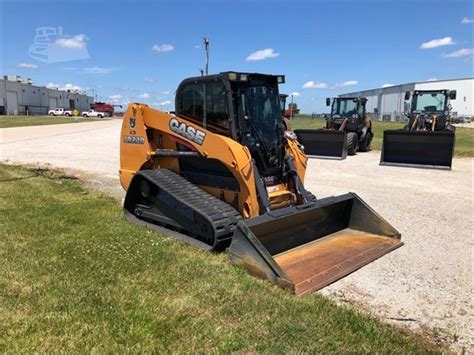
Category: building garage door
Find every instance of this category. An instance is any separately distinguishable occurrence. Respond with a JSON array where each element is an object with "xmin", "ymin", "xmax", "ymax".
[
  {"xmin": 7, "ymin": 91, "xmax": 18, "ymax": 115},
  {"xmin": 49, "ymin": 97, "xmax": 58, "ymax": 110}
]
